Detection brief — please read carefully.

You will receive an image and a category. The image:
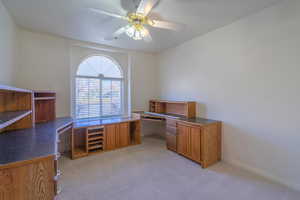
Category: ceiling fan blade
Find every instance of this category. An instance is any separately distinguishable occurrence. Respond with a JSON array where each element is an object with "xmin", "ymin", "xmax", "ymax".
[
  {"xmin": 89, "ymin": 8, "xmax": 128, "ymax": 20},
  {"xmin": 143, "ymin": 28, "xmax": 152, "ymax": 42},
  {"xmin": 150, "ymin": 20, "xmax": 185, "ymax": 31},
  {"xmin": 104, "ymin": 25, "xmax": 130, "ymax": 40},
  {"xmin": 136, "ymin": 0, "xmax": 159, "ymax": 16}
]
